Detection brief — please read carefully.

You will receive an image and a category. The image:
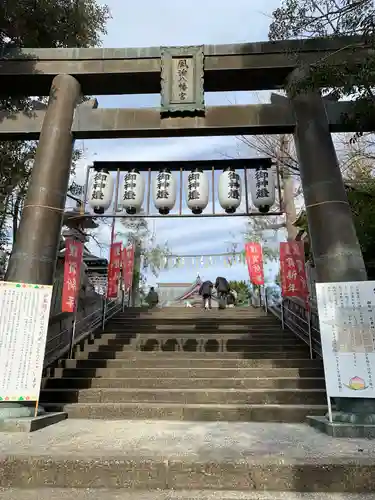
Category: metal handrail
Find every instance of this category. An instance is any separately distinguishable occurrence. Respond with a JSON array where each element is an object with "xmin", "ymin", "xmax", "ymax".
[
  {"xmin": 267, "ymin": 297, "xmax": 322, "ymax": 359},
  {"xmin": 44, "ymin": 298, "xmax": 122, "ymax": 367}
]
